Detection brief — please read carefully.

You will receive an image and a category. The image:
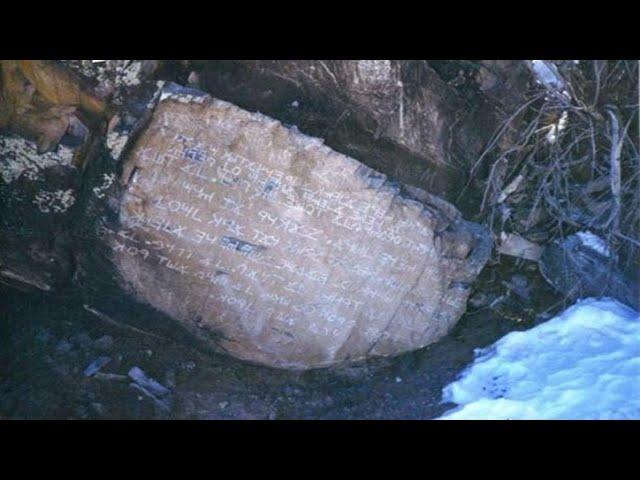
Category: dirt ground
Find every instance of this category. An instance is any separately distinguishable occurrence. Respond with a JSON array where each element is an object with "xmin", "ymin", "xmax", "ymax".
[{"xmin": 0, "ymin": 282, "xmax": 538, "ymax": 420}]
